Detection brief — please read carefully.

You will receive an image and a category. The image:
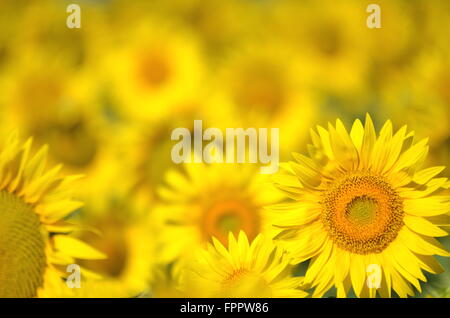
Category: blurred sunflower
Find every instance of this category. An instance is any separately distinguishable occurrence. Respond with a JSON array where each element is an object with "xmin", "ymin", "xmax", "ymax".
[
  {"xmin": 100, "ymin": 20, "xmax": 205, "ymax": 122},
  {"xmin": 207, "ymin": 42, "xmax": 318, "ymax": 159},
  {"xmin": 1, "ymin": 49, "xmax": 119, "ymax": 202},
  {"xmin": 116, "ymin": 103, "xmax": 207, "ymax": 204},
  {"xmin": 154, "ymin": 0, "xmax": 253, "ymax": 56},
  {"xmin": 272, "ymin": 0, "xmax": 369, "ymax": 99},
  {"xmin": 11, "ymin": 1, "xmax": 85, "ymax": 66},
  {"xmin": 179, "ymin": 231, "xmax": 307, "ymax": 298},
  {"xmin": 149, "ymin": 263, "xmax": 185, "ymax": 298},
  {"xmin": 378, "ymin": 80, "xmax": 450, "ymax": 151},
  {"xmin": 71, "ymin": 189, "xmax": 157, "ymax": 298},
  {"xmin": 0, "ymin": 133, "xmax": 105, "ymax": 297},
  {"xmin": 376, "ymin": 51, "xmax": 450, "ymax": 165},
  {"xmin": 362, "ymin": 0, "xmax": 423, "ymax": 82},
  {"xmin": 156, "ymin": 162, "xmax": 282, "ymax": 263},
  {"xmin": 270, "ymin": 115, "xmax": 450, "ymax": 297}
]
